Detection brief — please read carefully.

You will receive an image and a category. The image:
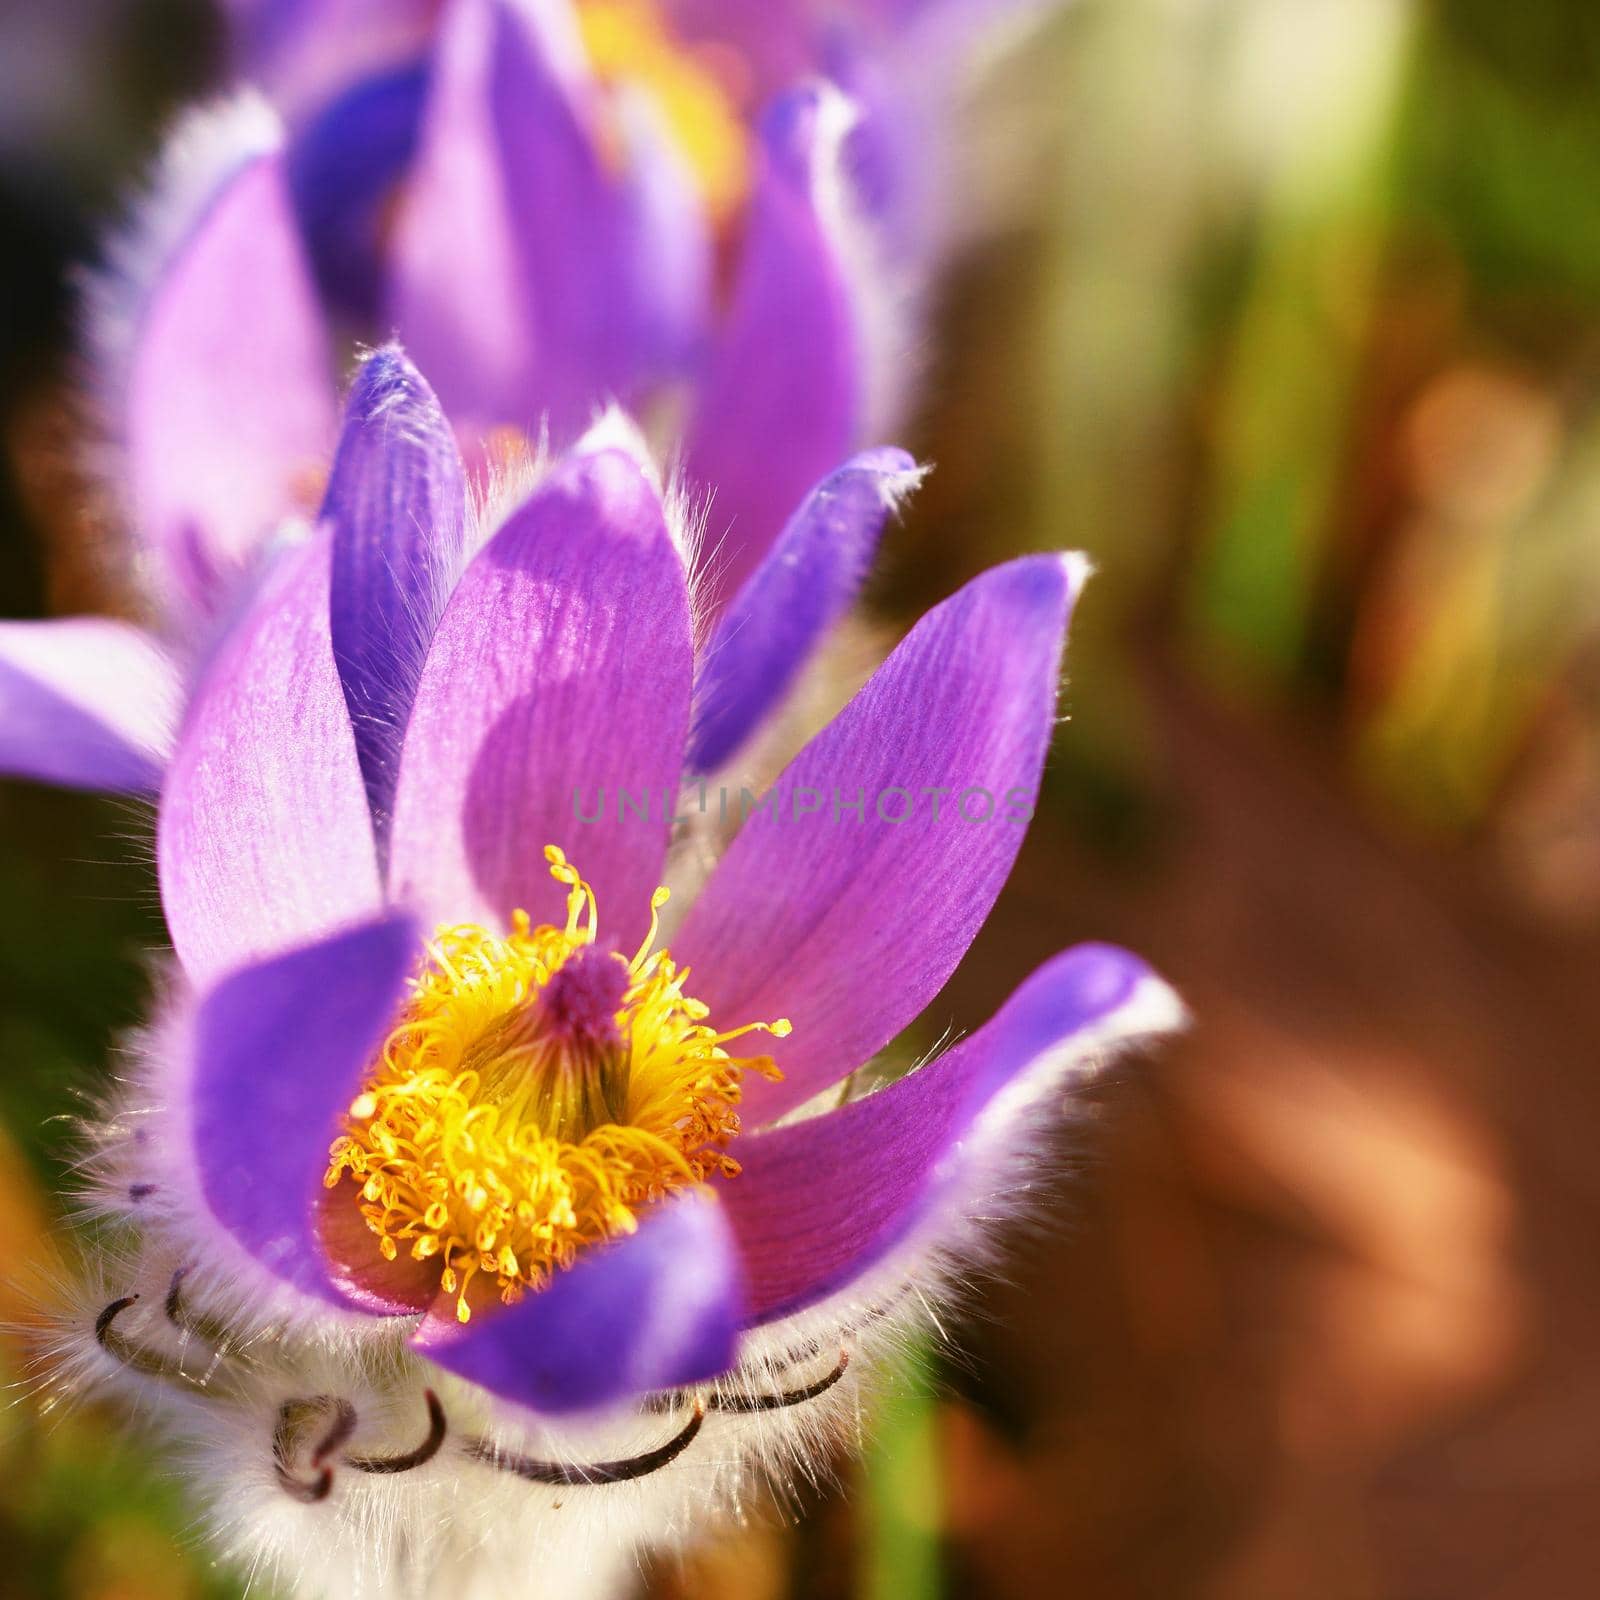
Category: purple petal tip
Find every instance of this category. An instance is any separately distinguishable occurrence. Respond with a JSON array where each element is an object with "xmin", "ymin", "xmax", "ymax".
[{"xmin": 415, "ymin": 1193, "xmax": 742, "ymax": 1415}]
